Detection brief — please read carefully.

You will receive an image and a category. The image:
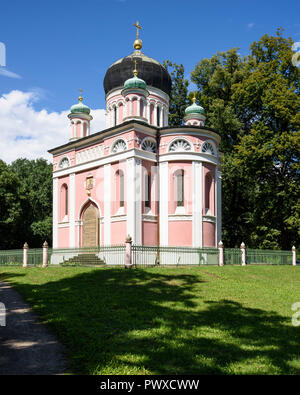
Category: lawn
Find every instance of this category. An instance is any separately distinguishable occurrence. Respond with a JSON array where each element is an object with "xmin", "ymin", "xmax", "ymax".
[{"xmin": 0, "ymin": 265, "xmax": 299, "ymax": 375}]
